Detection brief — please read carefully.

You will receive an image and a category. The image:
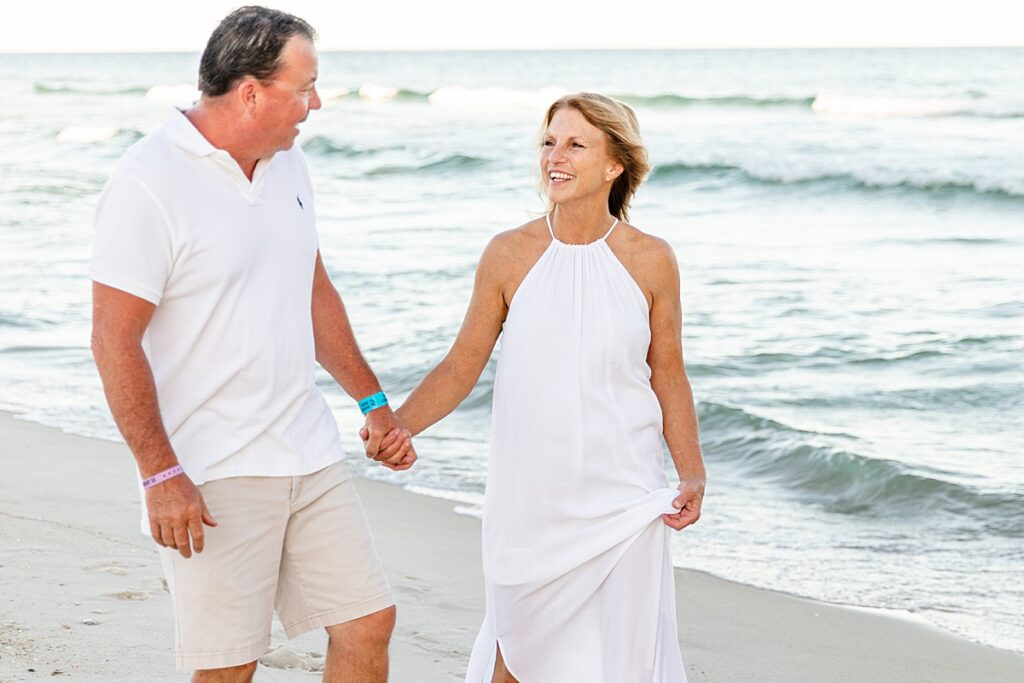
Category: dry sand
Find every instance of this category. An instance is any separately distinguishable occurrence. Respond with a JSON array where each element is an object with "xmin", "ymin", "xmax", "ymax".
[{"xmin": 1, "ymin": 412, "xmax": 1021, "ymax": 682}]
